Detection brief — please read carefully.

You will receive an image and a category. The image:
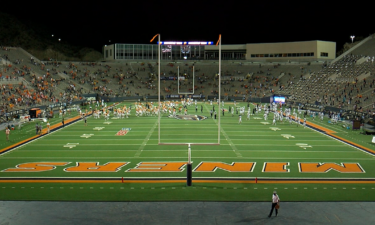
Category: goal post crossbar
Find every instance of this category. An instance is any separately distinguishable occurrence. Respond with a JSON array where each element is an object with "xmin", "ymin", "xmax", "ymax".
[
  {"xmin": 157, "ymin": 35, "xmax": 222, "ymax": 146},
  {"xmin": 158, "ymin": 143, "xmax": 220, "ymax": 146}
]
